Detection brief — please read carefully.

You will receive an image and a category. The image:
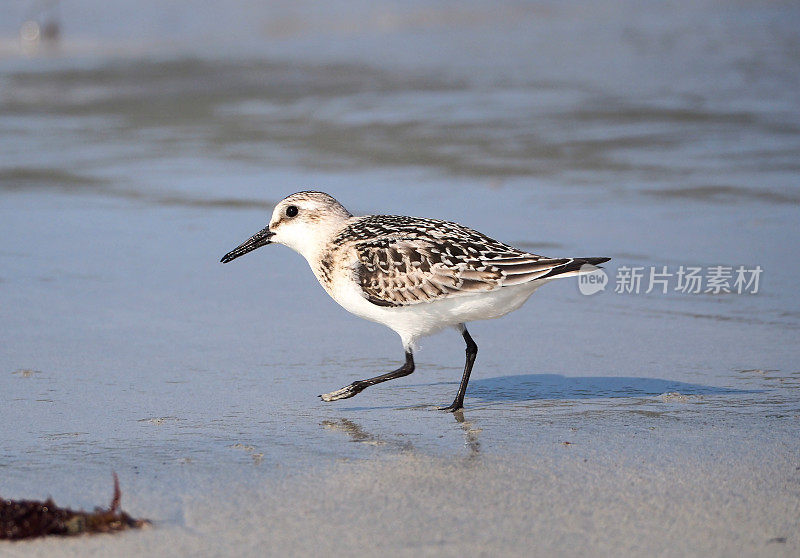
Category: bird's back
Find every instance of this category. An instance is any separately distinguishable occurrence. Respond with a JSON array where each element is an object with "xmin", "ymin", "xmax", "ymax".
[{"xmin": 318, "ymin": 214, "xmax": 605, "ymax": 308}]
